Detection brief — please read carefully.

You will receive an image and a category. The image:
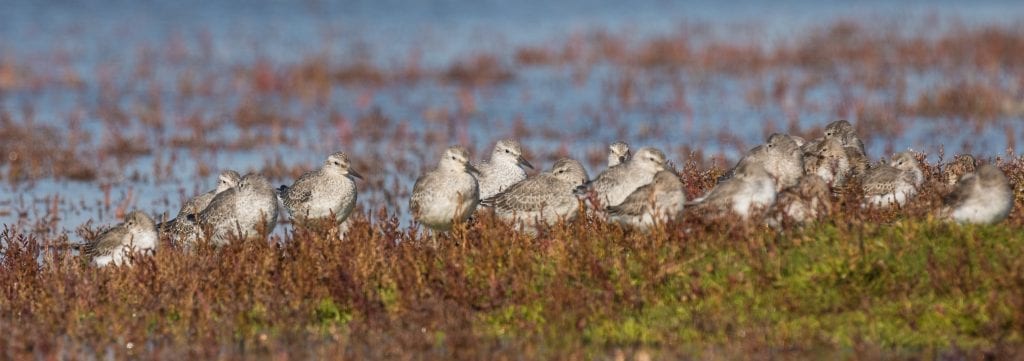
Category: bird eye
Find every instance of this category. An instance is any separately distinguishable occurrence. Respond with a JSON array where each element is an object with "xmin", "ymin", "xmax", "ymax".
[{"xmin": 504, "ymin": 149, "xmax": 510, "ymax": 153}]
